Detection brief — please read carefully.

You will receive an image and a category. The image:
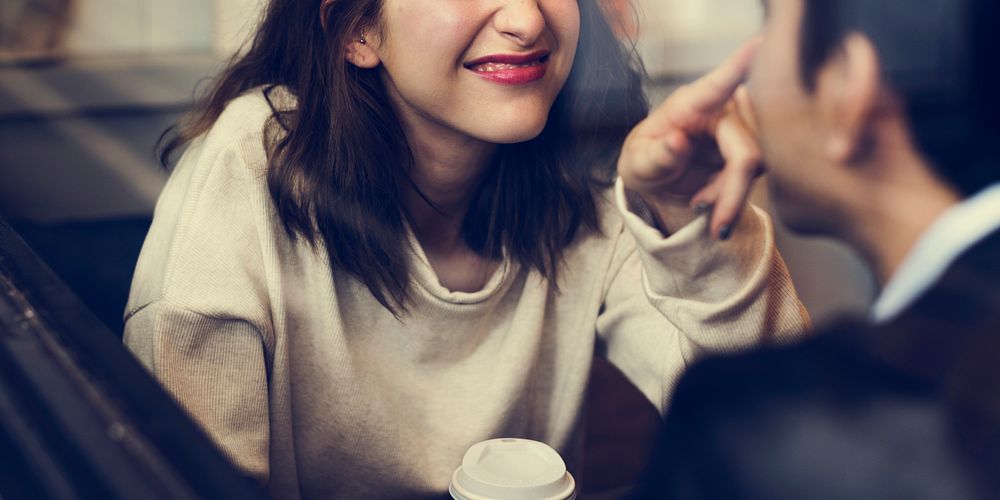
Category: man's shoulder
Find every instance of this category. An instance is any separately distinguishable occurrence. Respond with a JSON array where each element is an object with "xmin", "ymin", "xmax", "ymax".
[
  {"xmin": 642, "ymin": 230, "xmax": 1000, "ymax": 499},
  {"xmin": 648, "ymin": 324, "xmax": 984, "ymax": 499},
  {"xmin": 925, "ymin": 227, "xmax": 1000, "ymax": 314},
  {"xmin": 673, "ymin": 222, "xmax": 1000, "ymax": 416},
  {"xmin": 669, "ymin": 322, "xmax": 897, "ymax": 421}
]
